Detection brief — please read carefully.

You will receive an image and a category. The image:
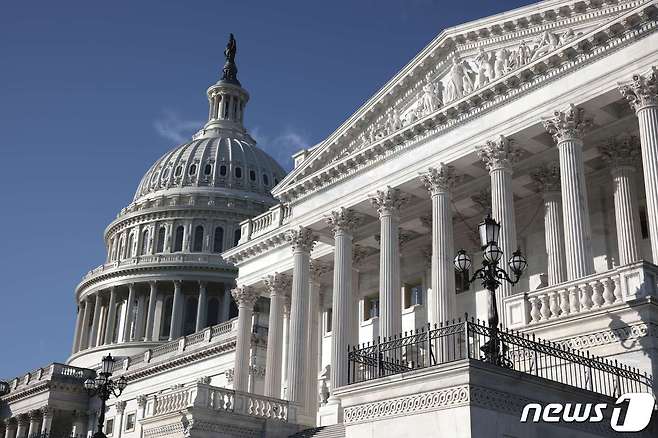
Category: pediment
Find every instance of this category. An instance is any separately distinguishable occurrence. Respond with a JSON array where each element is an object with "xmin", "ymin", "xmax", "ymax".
[{"xmin": 273, "ymin": 0, "xmax": 655, "ymax": 203}]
